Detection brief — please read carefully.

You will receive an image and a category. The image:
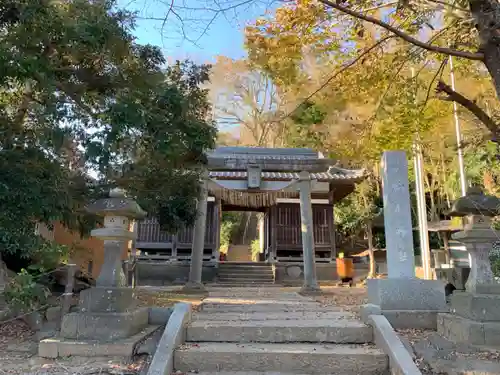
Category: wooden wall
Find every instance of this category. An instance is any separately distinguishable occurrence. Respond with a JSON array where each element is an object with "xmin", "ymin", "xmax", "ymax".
[
  {"xmin": 136, "ymin": 201, "xmax": 219, "ymax": 255},
  {"xmin": 269, "ymin": 203, "xmax": 335, "ymax": 258}
]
